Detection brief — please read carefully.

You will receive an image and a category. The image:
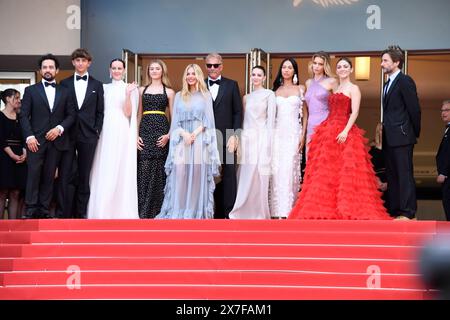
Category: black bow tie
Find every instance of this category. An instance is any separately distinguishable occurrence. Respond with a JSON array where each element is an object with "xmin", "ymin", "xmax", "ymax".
[
  {"xmin": 209, "ymin": 79, "xmax": 221, "ymax": 86},
  {"xmin": 76, "ymin": 75, "xmax": 87, "ymax": 81},
  {"xmin": 44, "ymin": 81, "xmax": 56, "ymax": 88}
]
